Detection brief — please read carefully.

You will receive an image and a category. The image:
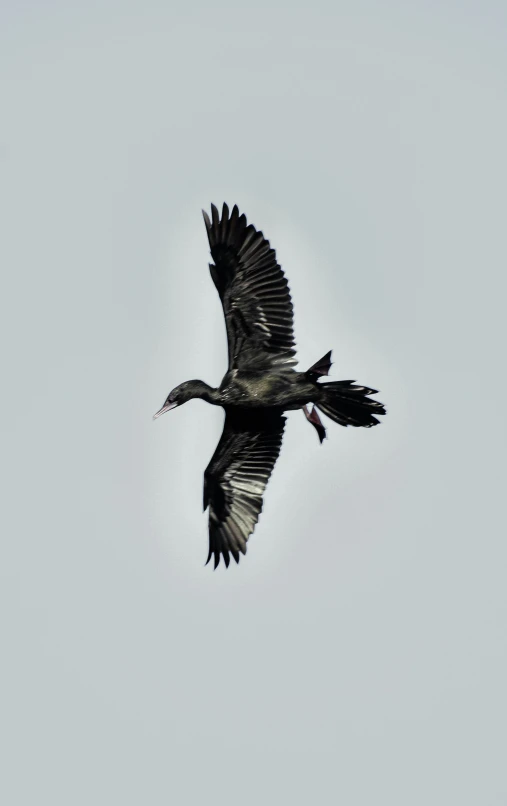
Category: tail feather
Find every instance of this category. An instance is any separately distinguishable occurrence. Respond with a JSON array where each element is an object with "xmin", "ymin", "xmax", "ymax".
[{"xmin": 316, "ymin": 381, "xmax": 386, "ymax": 428}]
